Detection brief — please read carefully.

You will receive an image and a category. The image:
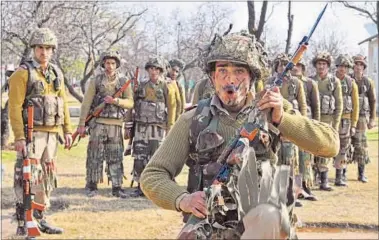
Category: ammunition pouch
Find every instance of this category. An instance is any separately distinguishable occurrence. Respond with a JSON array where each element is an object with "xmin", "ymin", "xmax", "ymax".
[
  {"xmin": 359, "ymin": 95, "xmax": 370, "ymax": 115},
  {"xmin": 343, "ymin": 95, "xmax": 353, "ymax": 114},
  {"xmin": 320, "ymin": 94, "xmax": 335, "ymax": 115},
  {"xmin": 23, "ymin": 95, "xmax": 64, "ymax": 126},
  {"xmin": 134, "ymin": 101, "xmax": 167, "ymax": 124}
]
